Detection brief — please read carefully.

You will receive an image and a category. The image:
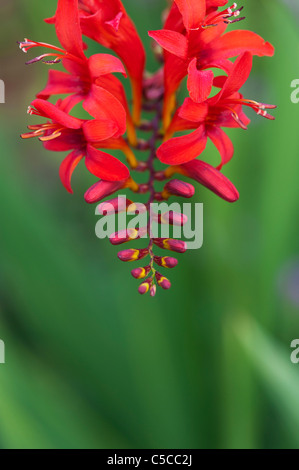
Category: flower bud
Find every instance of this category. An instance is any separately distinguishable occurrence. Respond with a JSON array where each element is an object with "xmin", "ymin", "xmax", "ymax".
[
  {"xmin": 155, "ymin": 272, "xmax": 171, "ymax": 290},
  {"xmin": 138, "ymin": 278, "xmax": 152, "ymax": 295},
  {"xmin": 153, "ymin": 238, "xmax": 187, "ymax": 253},
  {"xmin": 150, "ymin": 285, "xmax": 157, "ymax": 297},
  {"xmin": 162, "ymin": 179, "xmax": 195, "ymax": 199},
  {"xmin": 110, "ymin": 228, "xmax": 139, "ymax": 245},
  {"xmin": 131, "ymin": 266, "xmax": 151, "ymax": 279},
  {"xmin": 154, "ymin": 211, "xmax": 188, "ymax": 226},
  {"xmin": 85, "ymin": 180, "xmax": 127, "ymax": 204},
  {"xmin": 180, "ymin": 160, "xmax": 239, "ymax": 202},
  {"xmin": 118, "ymin": 248, "xmax": 149, "ymax": 262},
  {"xmin": 154, "ymin": 256, "xmax": 178, "ymax": 268},
  {"xmin": 97, "ymin": 197, "xmax": 133, "ymax": 216}
]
